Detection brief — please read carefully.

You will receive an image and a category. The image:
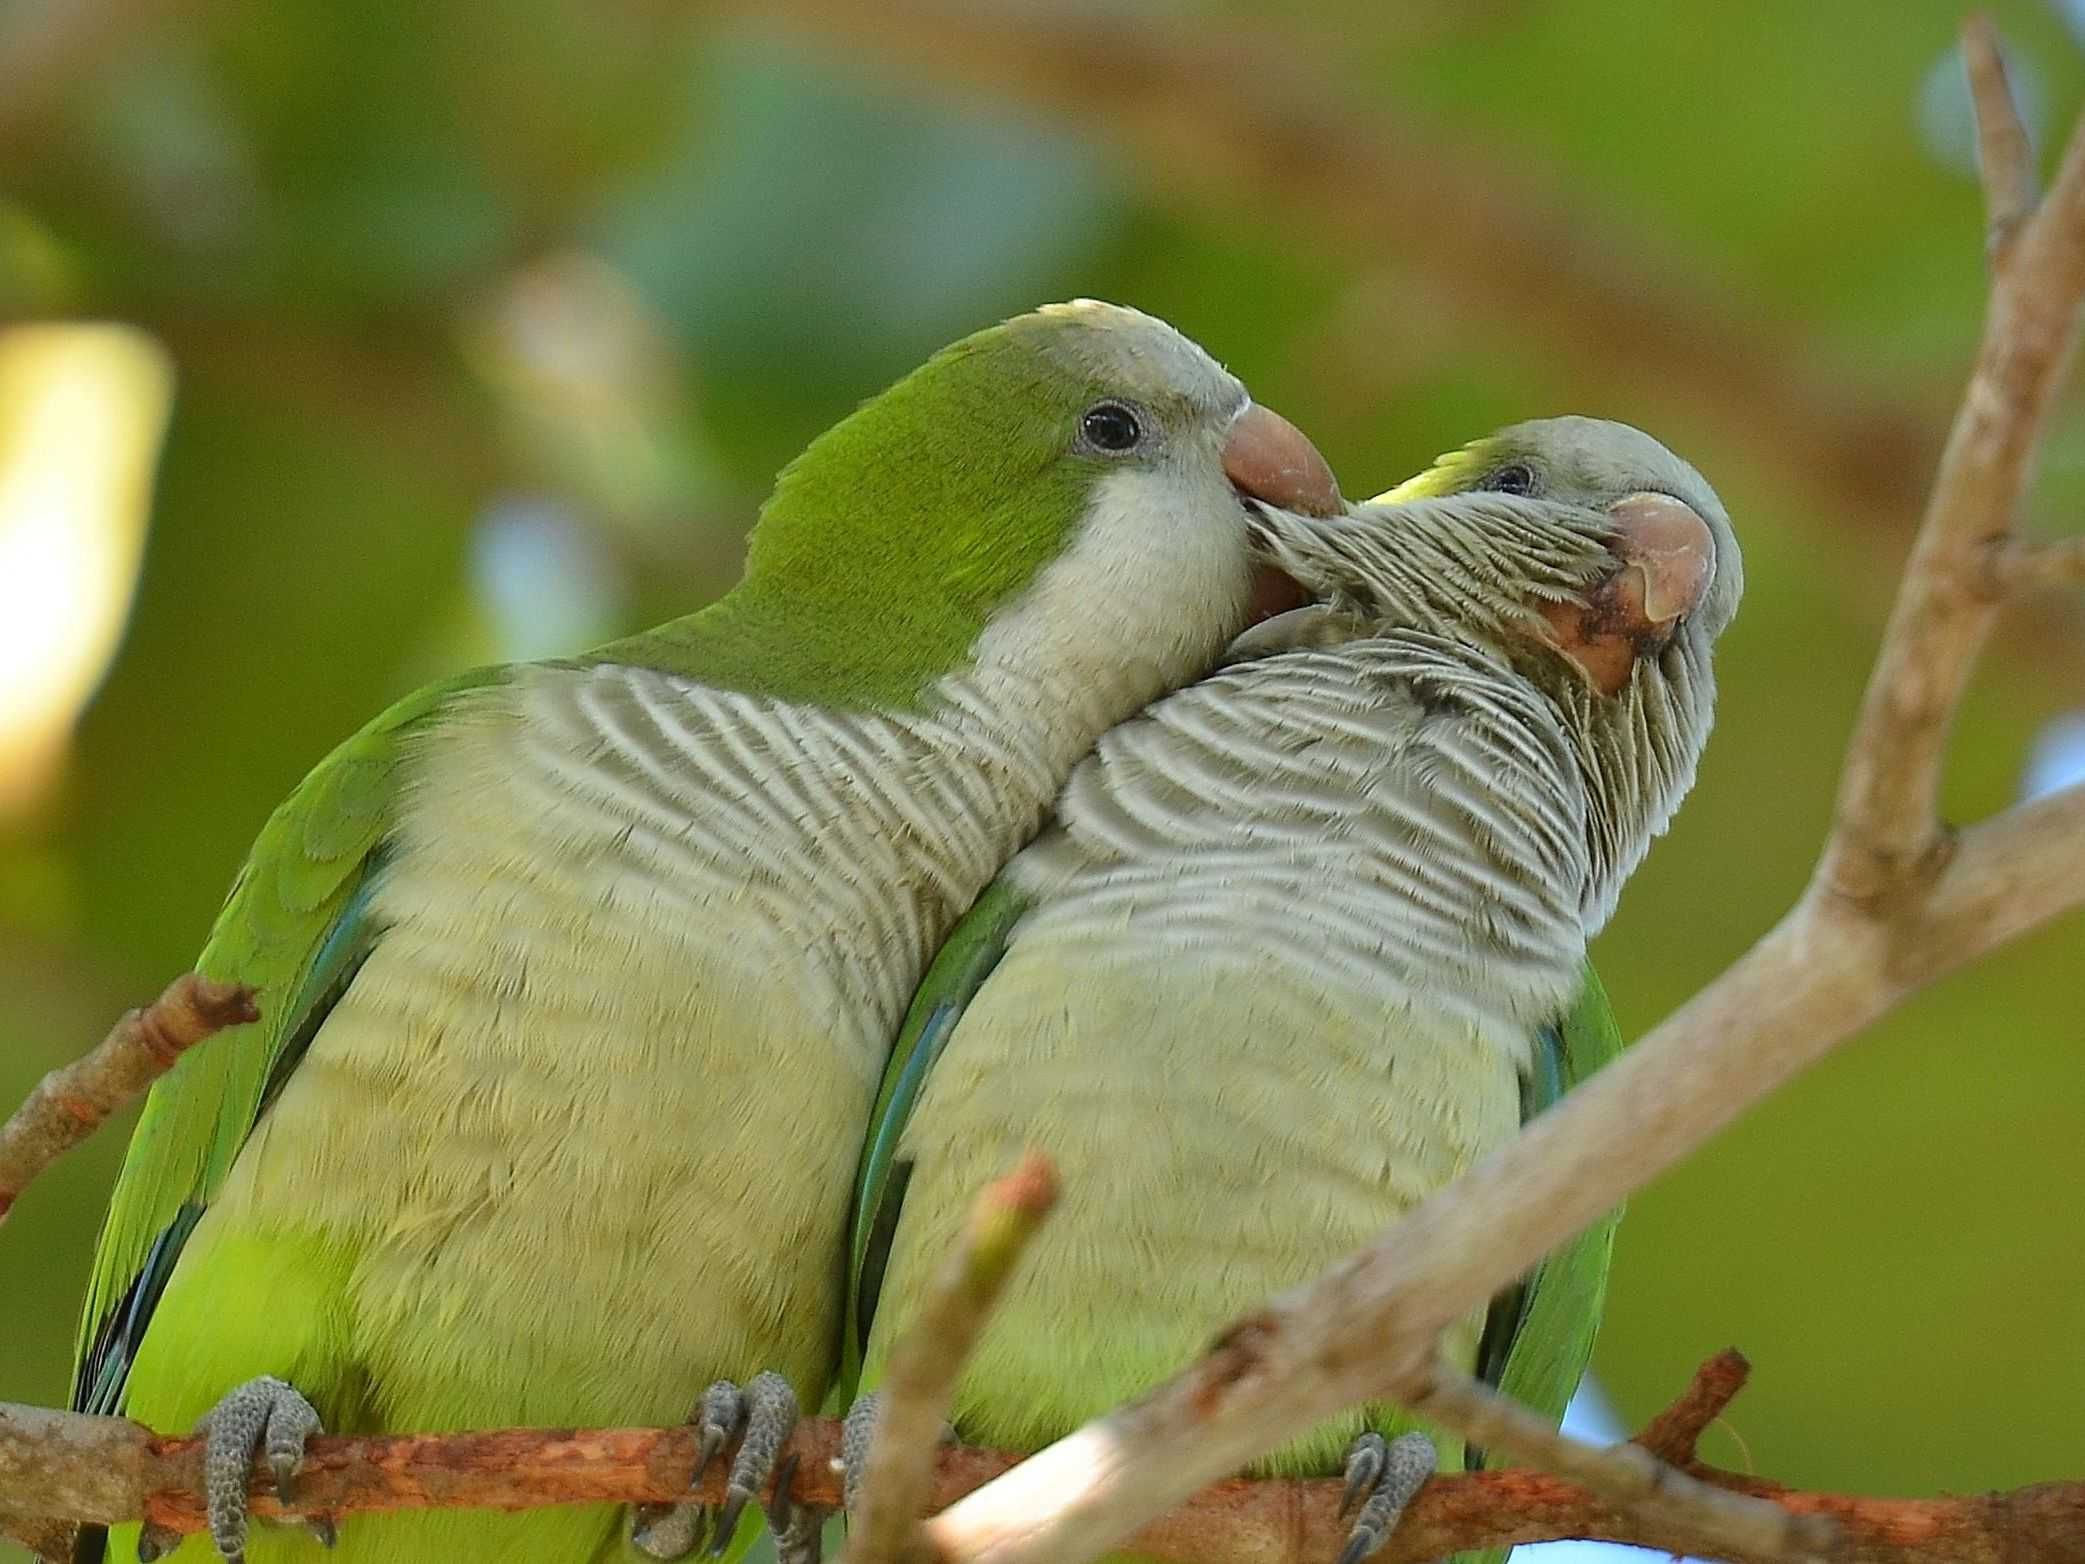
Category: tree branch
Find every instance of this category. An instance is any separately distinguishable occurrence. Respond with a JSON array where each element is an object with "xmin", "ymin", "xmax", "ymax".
[
  {"xmin": 5, "ymin": 1356, "xmax": 2082, "ymax": 1564},
  {"xmin": 0, "ymin": 973, "xmax": 255, "ymax": 1223},
  {"xmin": 1964, "ymin": 14, "xmax": 2037, "ymax": 267},
  {"xmin": 1988, "ymin": 533, "xmax": 2085, "ymax": 593}
]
